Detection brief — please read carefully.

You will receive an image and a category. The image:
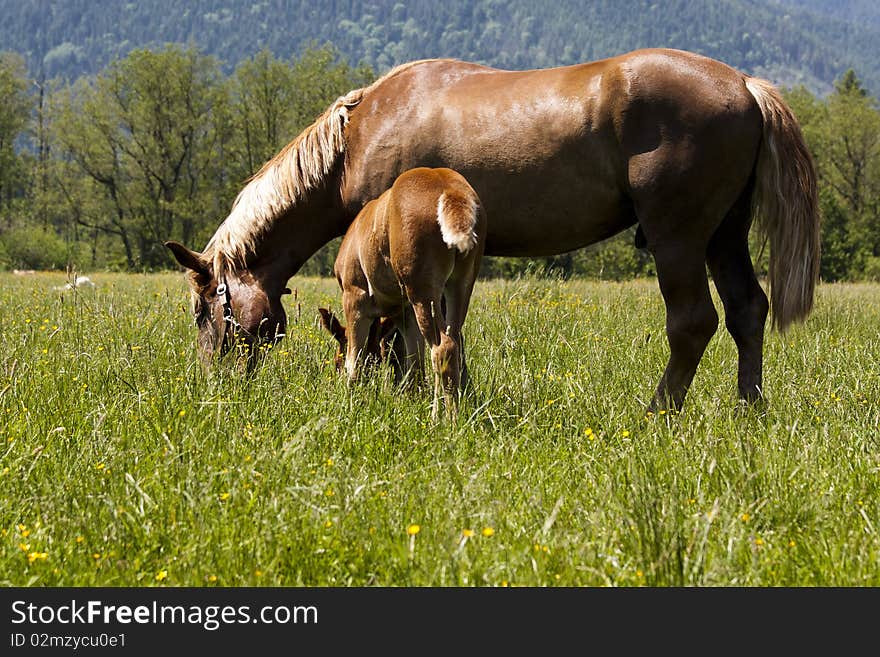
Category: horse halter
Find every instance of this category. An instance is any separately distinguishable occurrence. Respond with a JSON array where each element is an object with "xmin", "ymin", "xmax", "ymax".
[{"xmin": 214, "ymin": 277, "xmax": 240, "ymax": 357}]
